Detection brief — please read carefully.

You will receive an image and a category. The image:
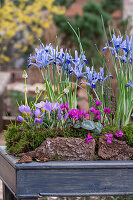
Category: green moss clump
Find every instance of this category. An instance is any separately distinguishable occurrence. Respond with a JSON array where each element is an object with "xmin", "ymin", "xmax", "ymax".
[
  {"xmin": 121, "ymin": 124, "xmax": 133, "ymax": 147},
  {"xmin": 4, "ymin": 123, "xmax": 62, "ymax": 156},
  {"xmin": 101, "ymin": 125, "xmax": 118, "ymax": 135},
  {"xmin": 4, "ymin": 123, "xmax": 89, "ymax": 156}
]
